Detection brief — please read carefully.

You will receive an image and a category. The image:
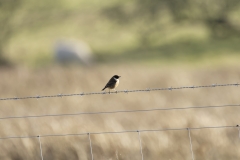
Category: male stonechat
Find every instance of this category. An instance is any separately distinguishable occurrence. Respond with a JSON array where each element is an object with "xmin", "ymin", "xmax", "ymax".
[{"xmin": 102, "ymin": 75, "xmax": 121, "ymax": 94}]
